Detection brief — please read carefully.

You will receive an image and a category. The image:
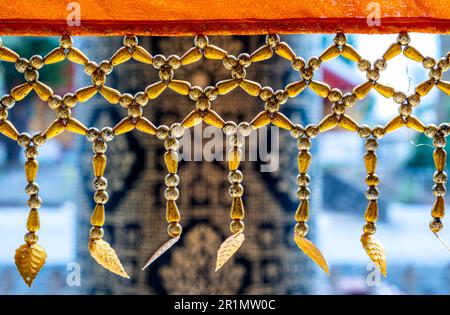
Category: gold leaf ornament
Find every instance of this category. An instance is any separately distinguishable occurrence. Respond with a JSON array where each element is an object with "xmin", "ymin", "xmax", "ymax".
[
  {"xmin": 14, "ymin": 243, "xmax": 47, "ymax": 287},
  {"xmin": 215, "ymin": 232, "xmax": 245, "ymax": 272},
  {"xmin": 89, "ymin": 239, "xmax": 129, "ymax": 278},
  {"xmin": 142, "ymin": 236, "xmax": 180, "ymax": 271},
  {"xmin": 294, "ymin": 234, "xmax": 329, "ymax": 274},
  {"xmin": 361, "ymin": 234, "xmax": 387, "ymax": 277}
]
